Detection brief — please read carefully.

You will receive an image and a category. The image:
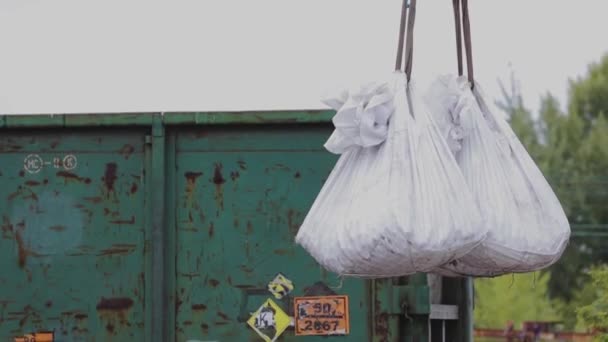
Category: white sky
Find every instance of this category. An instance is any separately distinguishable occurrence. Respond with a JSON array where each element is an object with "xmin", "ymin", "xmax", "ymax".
[{"xmin": 0, "ymin": 0, "xmax": 606, "ymax": 115}]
